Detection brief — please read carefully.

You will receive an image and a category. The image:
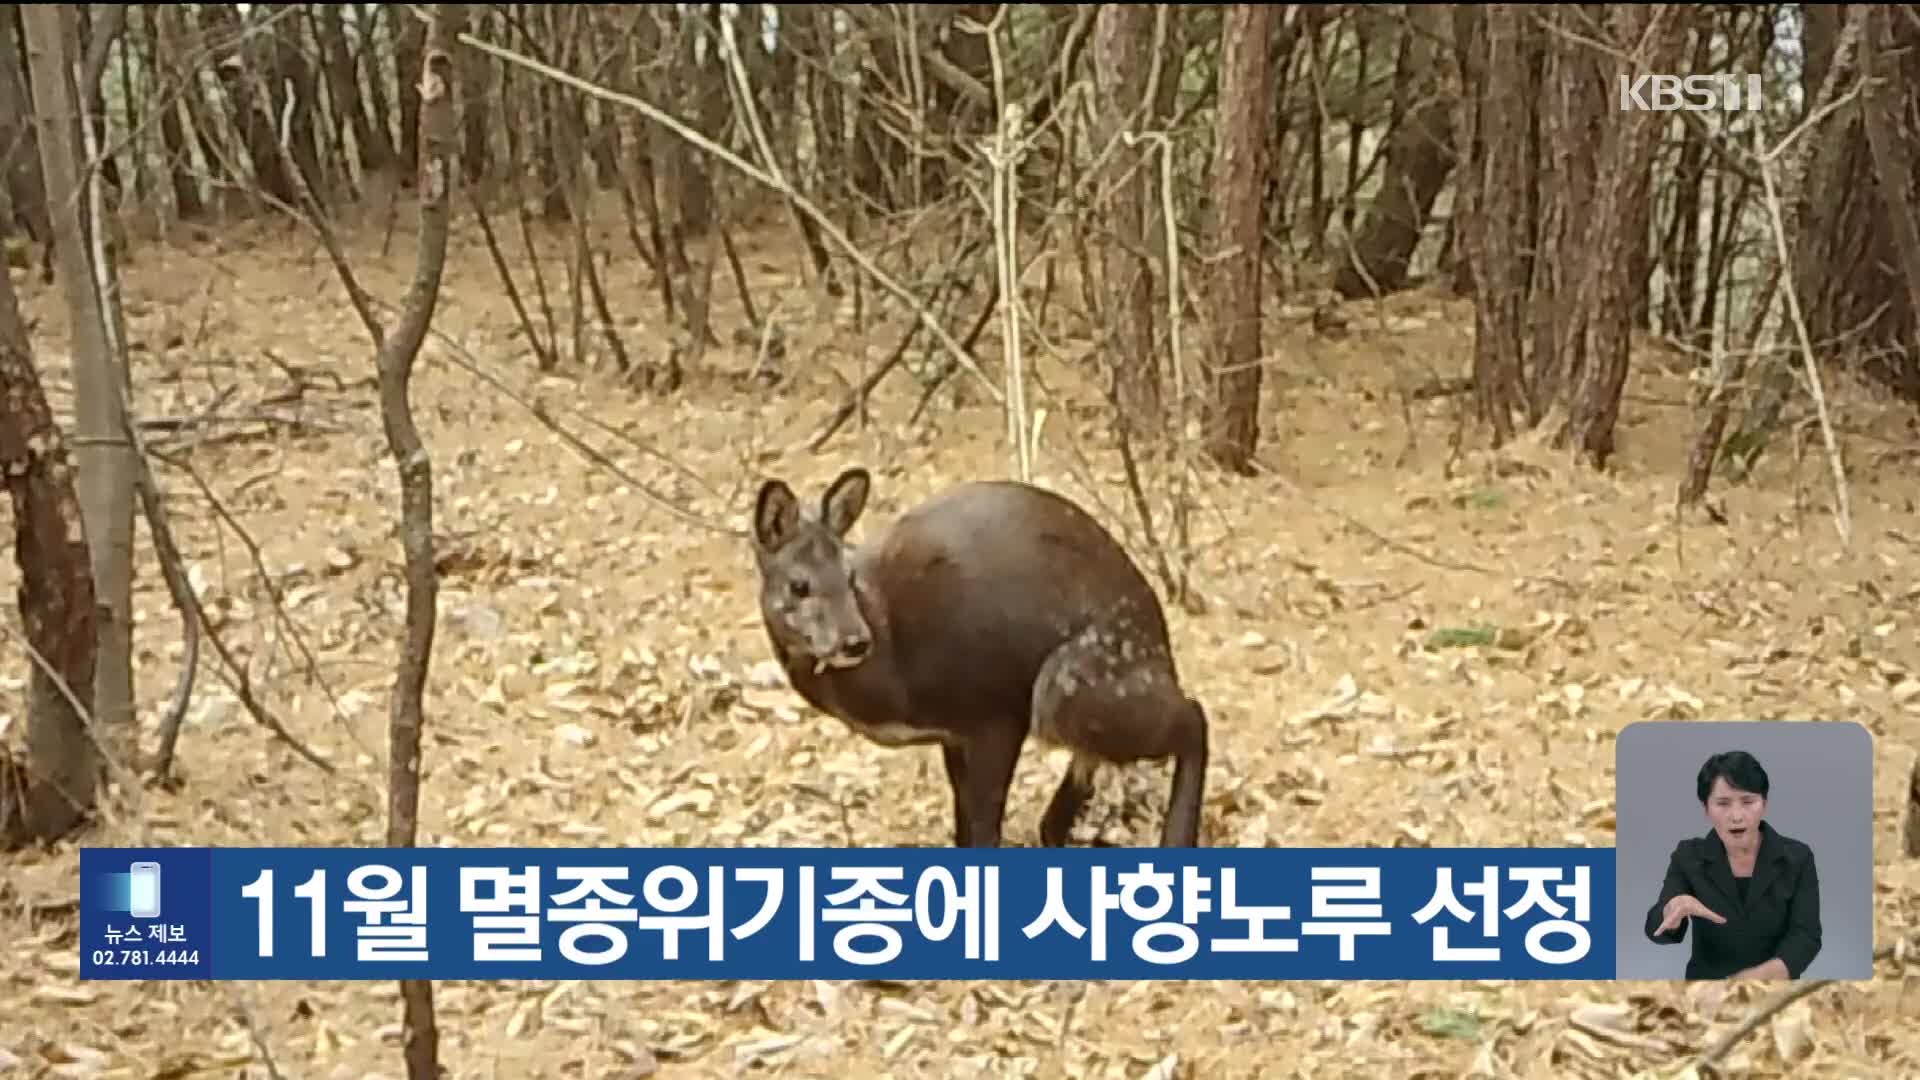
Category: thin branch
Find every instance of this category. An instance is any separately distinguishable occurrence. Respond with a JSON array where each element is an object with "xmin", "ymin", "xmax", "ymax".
[
  {"xmin": 1749, "ymin": 60, "xmax": 1854, "ymax": 548},
  {"xmin": 146, "ymin": 446, "xmax": 369, "ymax": 772},
  {"xmin": 1694, "ymin": 935, "xmax": 1908, "ymax": 1072},
  {"xmin": 126, "ymin": 425, "xmax": 200, "ymax": 783},
  {"xmin": 453, "ymin": 29, "xmax": 1004, "ymax": 405},
  {"xmin": 363, "ymin": 297, "xmax": 743, "ymax": 538},
  {"xmin": 378, "ymin": 7, "xmax": 466, "ymax": 1080},
  {"xmin": 715, "ymin": 8, "xmax": 820, "ymax": 294}
]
